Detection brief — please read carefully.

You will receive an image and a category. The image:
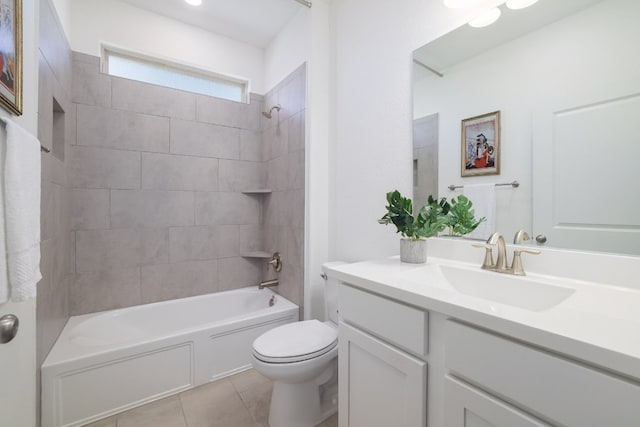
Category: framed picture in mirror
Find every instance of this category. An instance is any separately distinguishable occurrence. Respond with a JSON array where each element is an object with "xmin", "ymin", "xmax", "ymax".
[
  {"xmin": 461, "ymin": 111, "xmax": 500, "ymax": 177},
  {"xmin": 0, "ymin": 0, "xmax": 22, "ymax": 116}
]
